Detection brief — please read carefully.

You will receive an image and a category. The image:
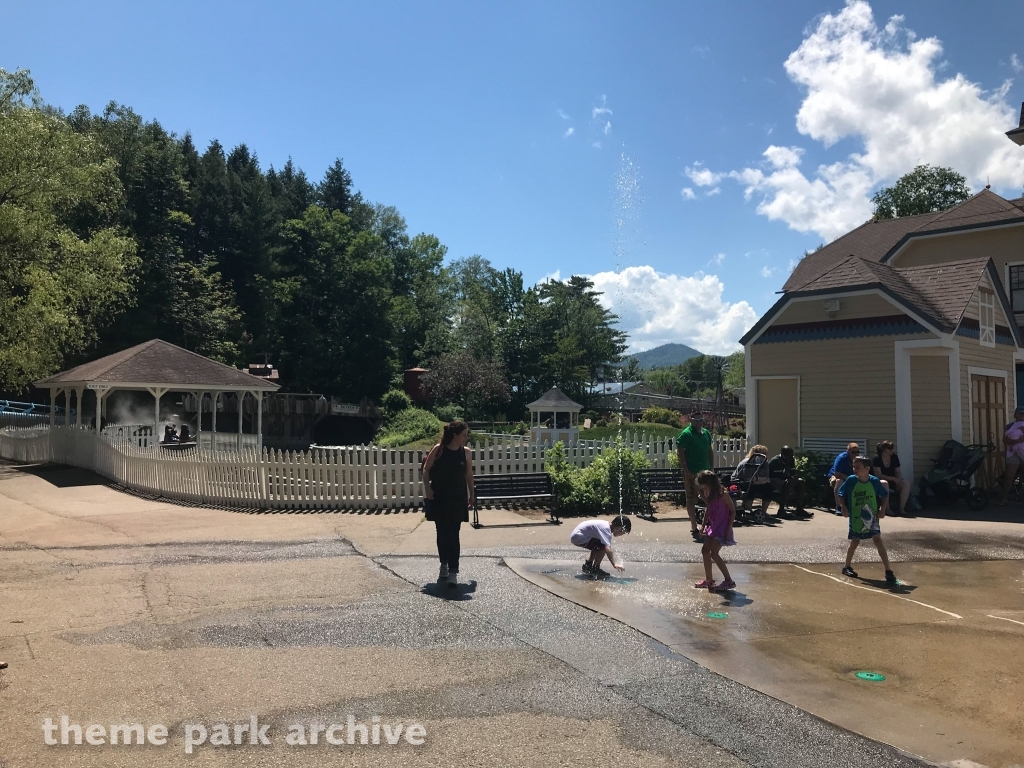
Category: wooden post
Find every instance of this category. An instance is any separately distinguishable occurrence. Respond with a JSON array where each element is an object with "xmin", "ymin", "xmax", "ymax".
[
  {"xmin": 213, "ymin": 391, "xmax": 220, "ymax": 451},
  {"xmin": 49, "ymin": 388, "xmax": 56, "ymax": 427},
  {"xmin": 256, "ymin": 390, "xmax": 263, "ymax": 451},
  {"xmin": 194, "ymin": 391, "xmax": 203, "ymax": 449},
  {"xmin": 236, "ymin": 391, "xmax": 244, "ymax": 451},
  {"xmin": 75, "ymin": 387, "xmax": 83, "ymax": 427}
]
